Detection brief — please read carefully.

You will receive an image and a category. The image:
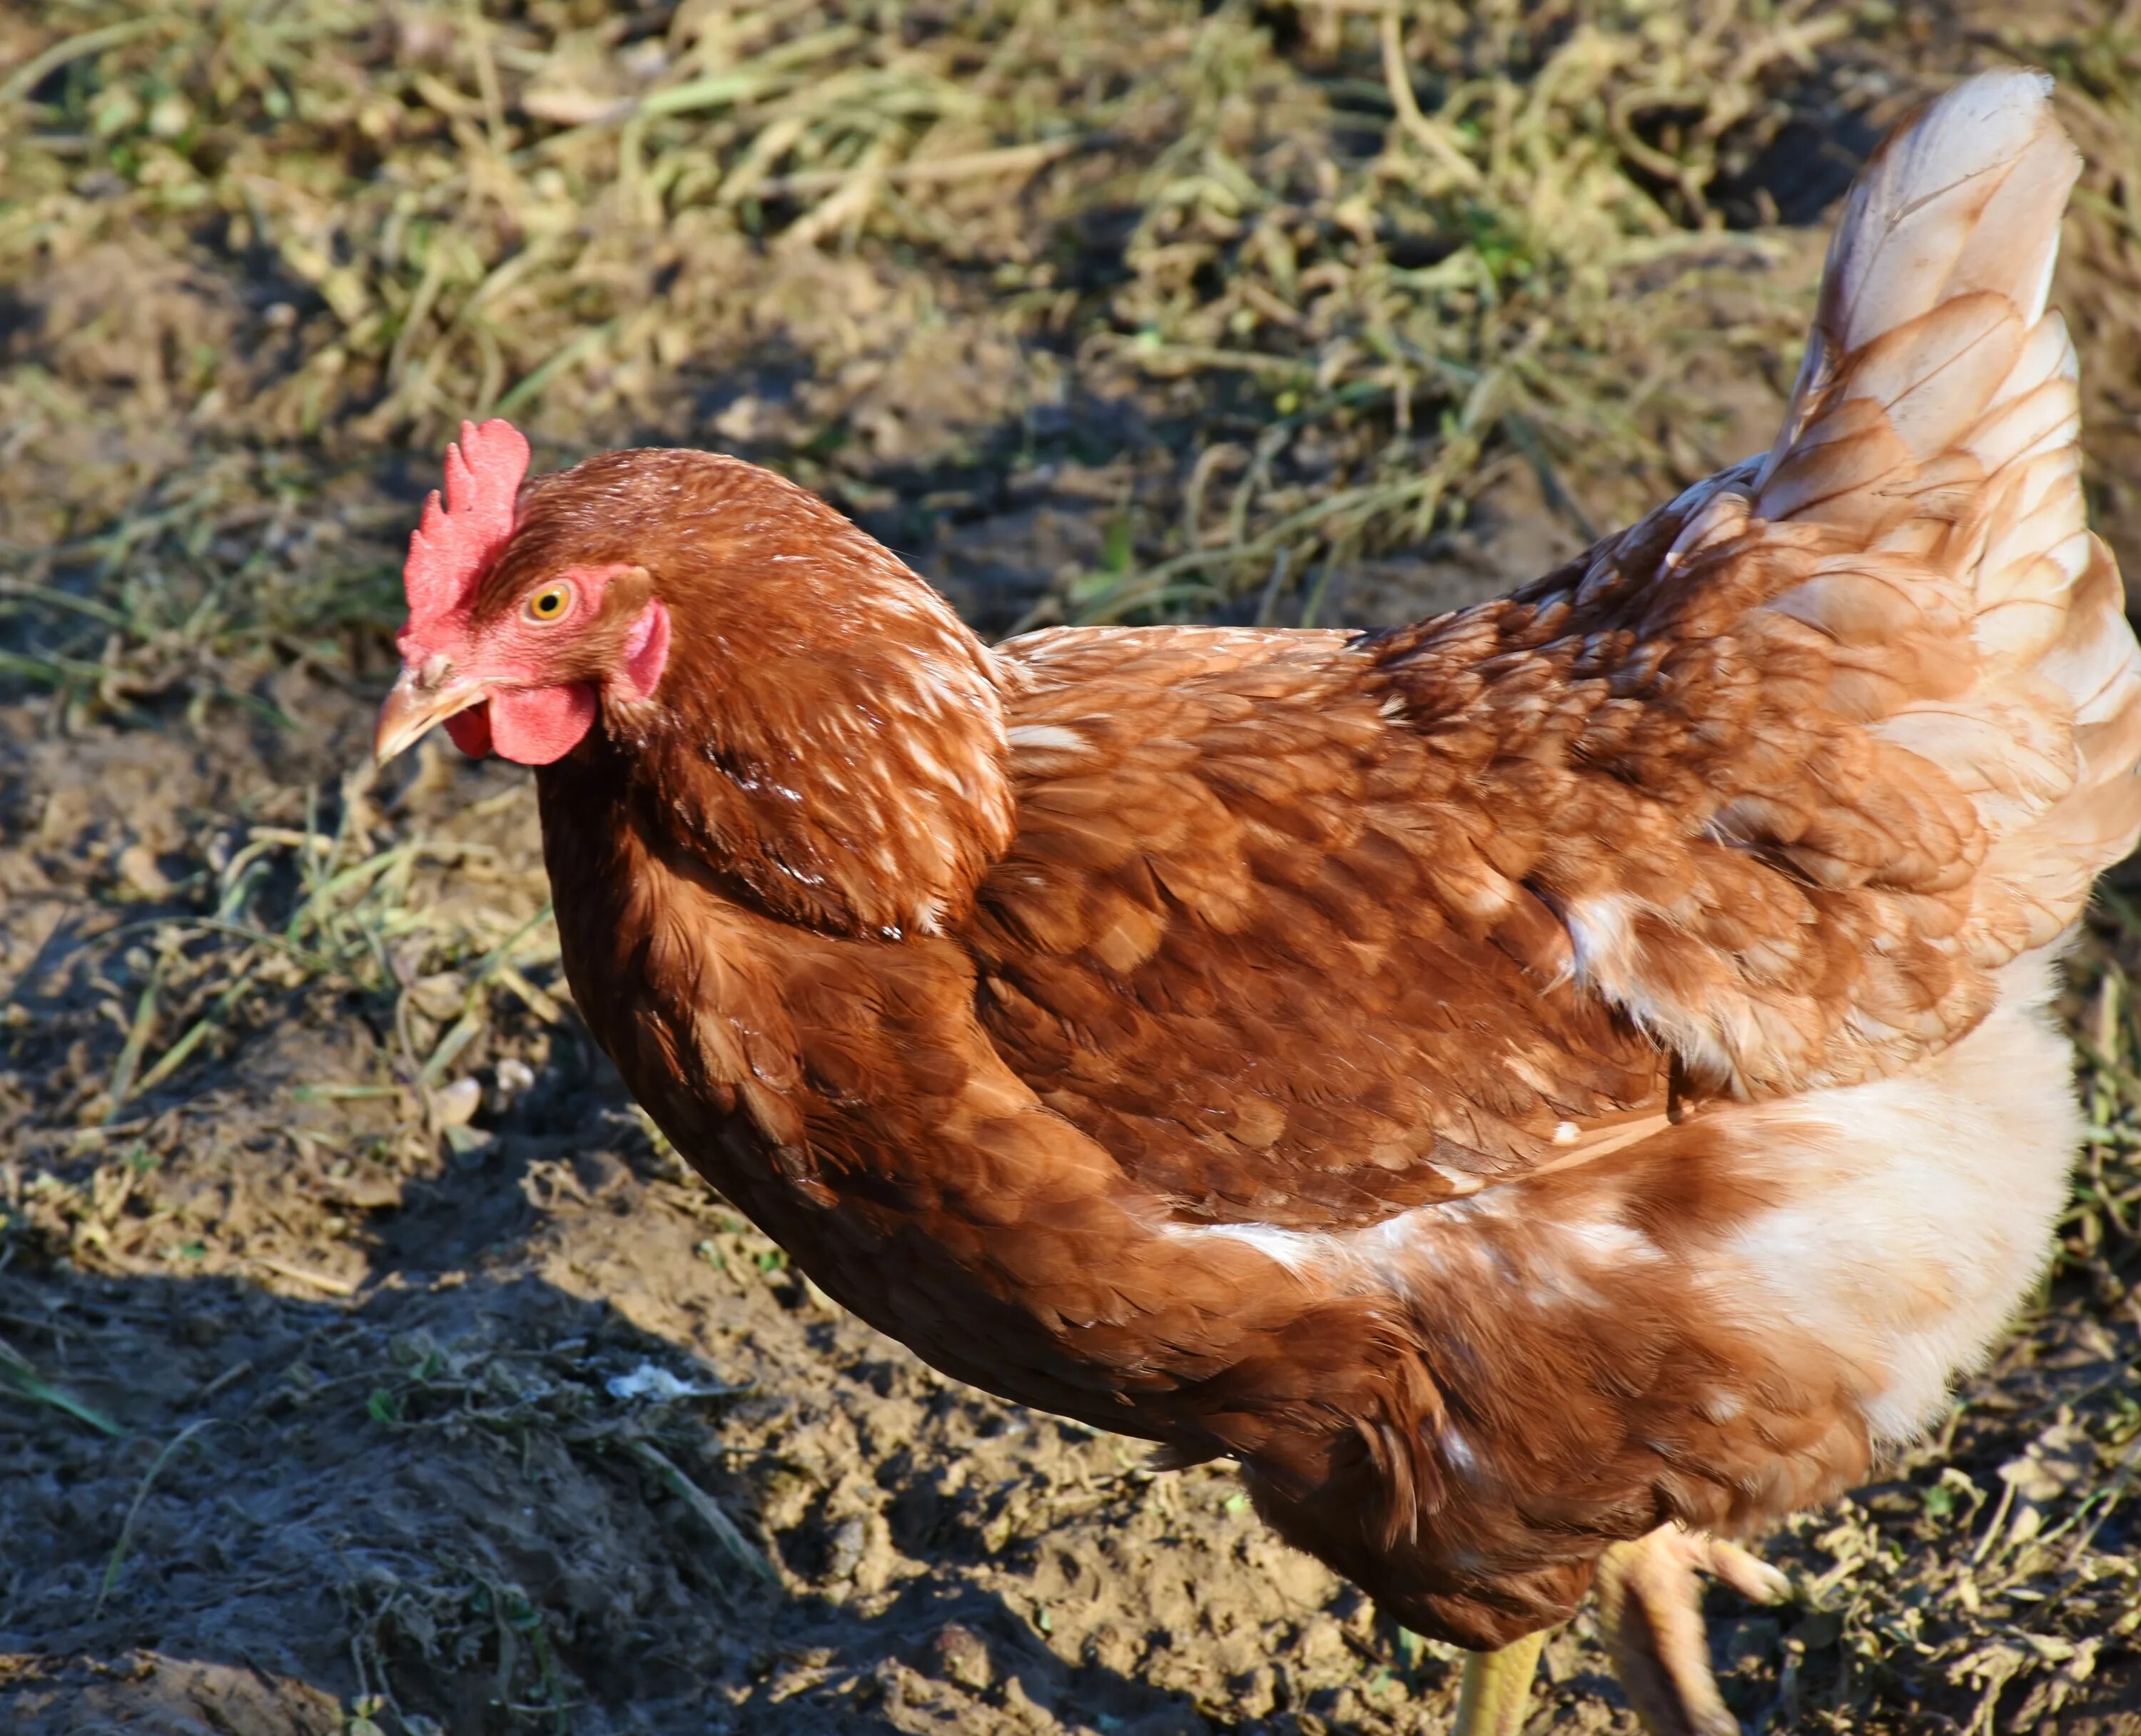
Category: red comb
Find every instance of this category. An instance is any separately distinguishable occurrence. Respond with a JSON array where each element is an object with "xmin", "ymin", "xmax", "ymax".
[{"xmin": 403, "ymin": 419, "xmax": 530, "ymax": 628}]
